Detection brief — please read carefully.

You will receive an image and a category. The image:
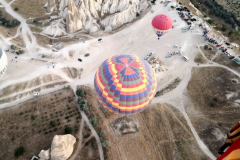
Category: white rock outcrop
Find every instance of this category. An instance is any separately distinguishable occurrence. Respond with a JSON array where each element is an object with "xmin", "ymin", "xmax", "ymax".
[
  {"xmin": 66, "ymin": 0, "xmax": 83, "ymax": 33},
  {"xmin": 45, "ymin": 0, "xmax": 150, "ymax": 34},
  {"xmin": 38, "ymin": 149, "xmax": 50, "ymax": 160},
  {"xmin": 51, "ymin": 134, "xmax": 76, "ymax": 160},
  {"xmin": 42, "ymin": 19, "xmax": 67, "ymax": 37},
  {"xmin": 148, "ymin": 57, "xmax": 167, "ymax": 73}
]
